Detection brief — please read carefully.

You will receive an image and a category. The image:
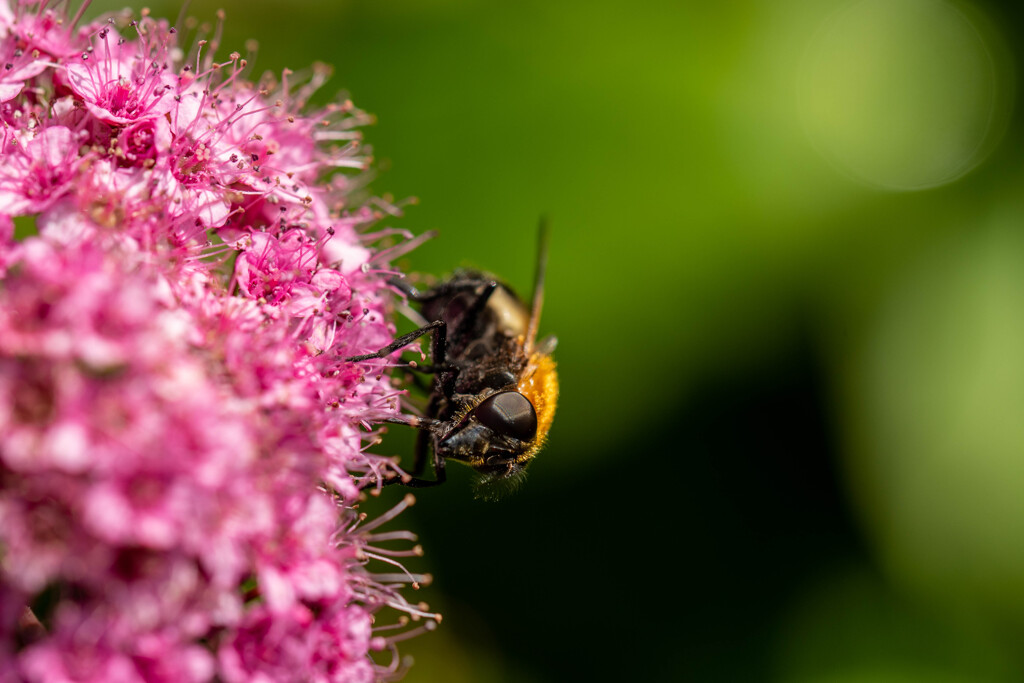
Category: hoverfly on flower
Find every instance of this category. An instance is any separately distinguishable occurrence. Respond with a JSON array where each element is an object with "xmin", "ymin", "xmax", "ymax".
[{"xmin": 348, "ymin": 222, "xmax": 558, "ymax": 497}]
